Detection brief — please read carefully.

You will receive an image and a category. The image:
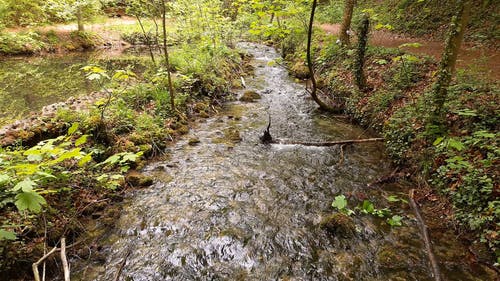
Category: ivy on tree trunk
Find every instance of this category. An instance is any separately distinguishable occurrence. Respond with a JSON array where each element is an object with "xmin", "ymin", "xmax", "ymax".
[{"xmin": 429, "ymin": 0, "xmax": 471, "ymax": 133}]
